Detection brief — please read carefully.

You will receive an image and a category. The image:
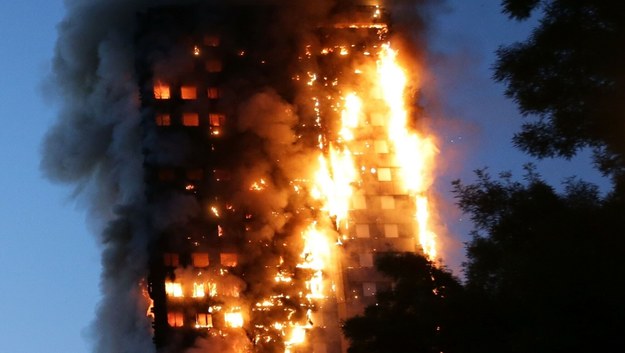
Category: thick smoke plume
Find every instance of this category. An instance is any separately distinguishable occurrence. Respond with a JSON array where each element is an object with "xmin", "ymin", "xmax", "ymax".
[{"xmin": 43, "ymin": 0, "xmax": 442, "ymax": 352}]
